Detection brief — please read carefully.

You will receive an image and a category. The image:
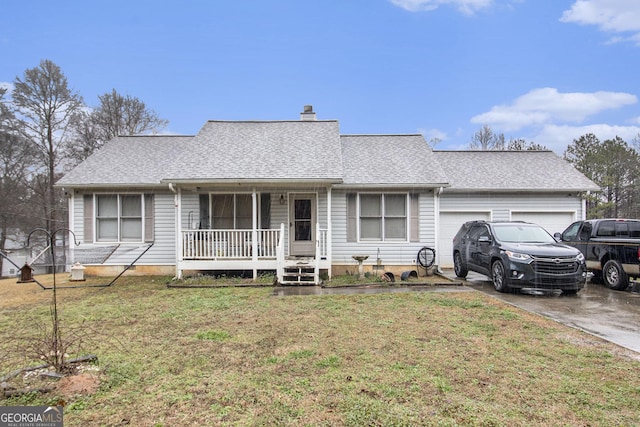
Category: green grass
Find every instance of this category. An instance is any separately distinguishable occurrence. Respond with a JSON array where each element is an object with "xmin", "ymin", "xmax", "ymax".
[{"xmin": 0, "ymin": 276, "xmax": 638, "ymax": 426}]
